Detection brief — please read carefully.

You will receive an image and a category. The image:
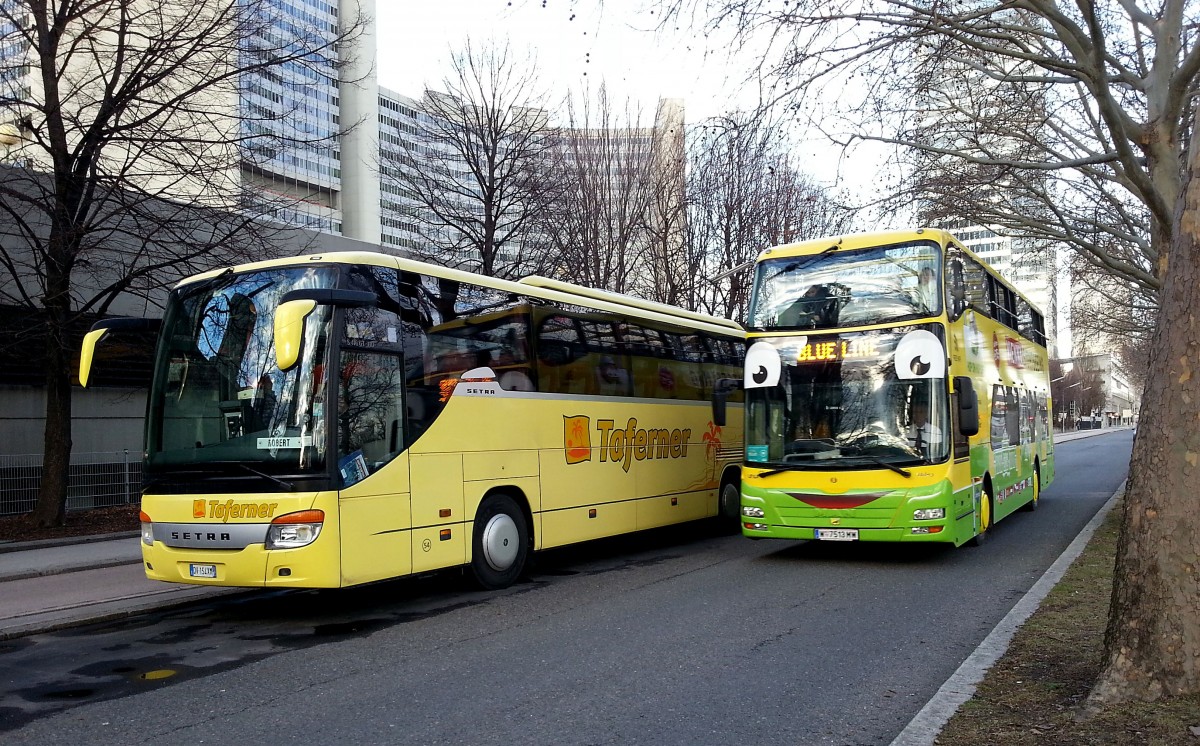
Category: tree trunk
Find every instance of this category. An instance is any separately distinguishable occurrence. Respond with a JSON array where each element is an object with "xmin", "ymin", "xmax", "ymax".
[
  {"xmin": 31, "ymin": 217, "xmax": 76, "ymax": 528},
  {"xmin": 1089, "ymin": 110, "xmax": 1200, "ymax": 704},
  {"xmin": 31, "ymin": 298, "xmax": 73, "ymax": 528}
]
